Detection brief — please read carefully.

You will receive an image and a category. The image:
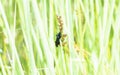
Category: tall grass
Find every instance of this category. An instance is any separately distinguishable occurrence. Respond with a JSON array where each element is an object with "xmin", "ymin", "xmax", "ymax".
[{"xmin": 0, "ymin": 0, "xmax": 120, "ymax": 75}]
